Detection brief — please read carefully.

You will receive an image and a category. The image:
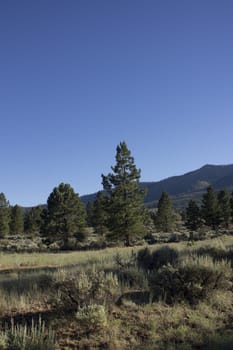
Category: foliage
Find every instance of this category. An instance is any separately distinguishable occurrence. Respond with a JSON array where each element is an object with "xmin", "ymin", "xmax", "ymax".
[
  {"xmin": 24, "ymin": 206, "xmax": 43, "ymax": 235},
  {"xmin": 151, "ymin": 246, "xmax": 179, "ymax": 269},
  {"xmin": 185, "ymin": 199, "xmax": 202, "ymax": 231},
  {"xmin": 91, "ymin": 191, "xmax": 109, "ymax": 235},
  {"xmin": 0, "ymin": 193, "xmax": 10, "ymax": 238},
  {"xmin": 149, "ymin": 255, "xmax": 231, "ymax": 305},
  {"xmin": 102, "ymin": 141, "xmax": 147, "ymax": 246},
  {"xmin": 76, "ymin": 304, "xmax": 108, "ymax": 331},
  {"xmin": 52, "ymin": 270, "xmax": 118, "ymax": 310},
  {"xmin": 217, "ymin": 189, "xmax": 231, "ymax": 228},
  {"xmin": 231, "ymin": 191, "xmax": 233, "ymax": 223},
  {"xmin": 137, "ymin": 246, "xmax": 178, "ymax": 271},
  {"xmin": 201, "ymin": 186, "xmax": 220, "ymax": 229},
  {"xmin": 9, "ymin": 205, "xmax": 24, "ymax": 235},
  {"xmin": 43, "ymin": 183, "xmax": 87, "ymax": 248},
  {"xmin": 154, "ymin": 192, "xmax": 175, "ymax": 232}
]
